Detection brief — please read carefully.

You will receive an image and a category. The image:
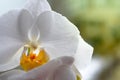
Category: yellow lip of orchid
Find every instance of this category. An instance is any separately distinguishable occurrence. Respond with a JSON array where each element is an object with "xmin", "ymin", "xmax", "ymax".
[
  {"xmin": 20, "ymin": 45, "xmax": 49, "ymax": 71},
  {"xmin": 18, "ymin": 21, "xmax": 50, "ymax": 71}
]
